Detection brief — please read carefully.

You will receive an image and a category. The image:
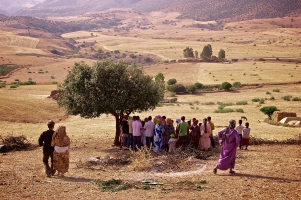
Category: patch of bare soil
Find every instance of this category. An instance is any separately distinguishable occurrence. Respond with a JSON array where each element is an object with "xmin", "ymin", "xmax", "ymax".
[{"xmin": 0, "ymin": 136, "xmax": 300, "ymax": 199}]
